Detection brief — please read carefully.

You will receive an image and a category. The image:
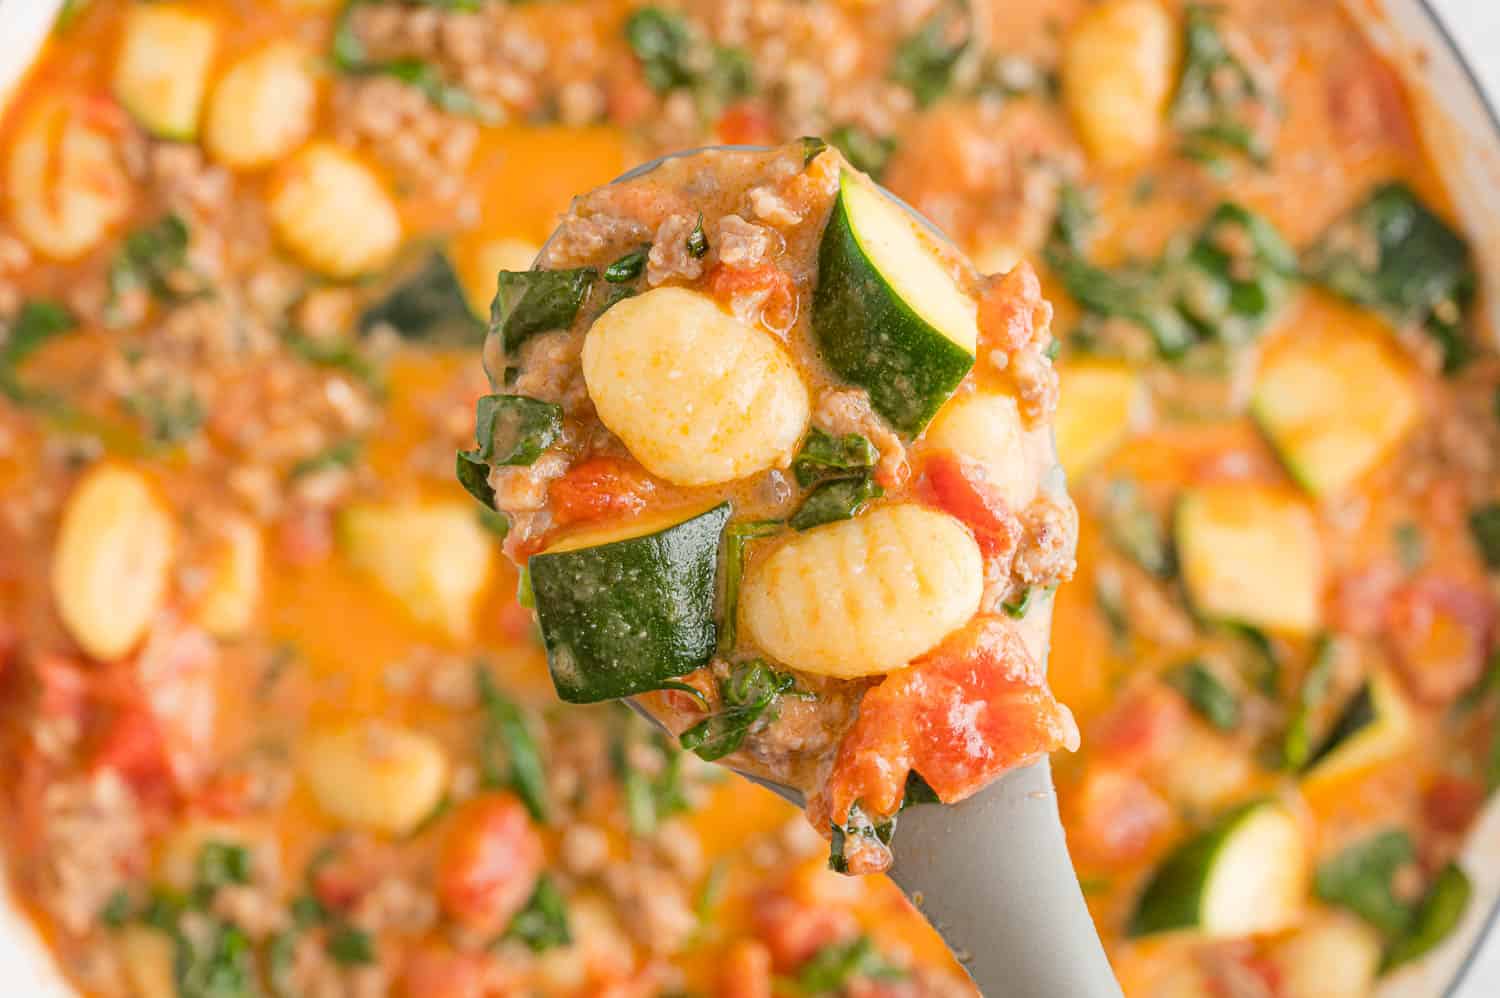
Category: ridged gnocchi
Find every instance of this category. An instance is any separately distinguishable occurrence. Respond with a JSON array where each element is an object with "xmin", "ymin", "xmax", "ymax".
[
  {"xmin": 268, "ymin": 143, "xmax": 401, "ymax": 279},
  {"xmin": 51, "ymin": 465, "xmax": 175, "ymax": 661},
  {"xmin": 922, "ymin": 391, "xmax": 1040, "ymax": 508},
  {"xmin": 6, "ymin": 98, "xmax": 133, "ymax": 260},
  {"xmin": 301, "ymin": 722, "xmax": 449, "ymax": 834},
  {"xmin": 191, "ymin": 515, "xmax": 263, "ymax": 640},
  {"xmin": 204, "ymin": 41, "xmax": 317, "ymax": 169},
  {"xmin": 338, "ymin": 501, "xmax": 494, "ymax": 640},
  {"xmin": 582, "ymin": 287, "xmax": 811, "ymax": 486},
  {"xmin": 1062, "ymin": 0, "xmax": 1179, "ymax": 168},
  {"xmin": 741, "ymin": 504, "xmax": 984, "ymax": 677},
  {"xmin": 113, "ymin": 4, "xmax": 219, "ymax": 140}
]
